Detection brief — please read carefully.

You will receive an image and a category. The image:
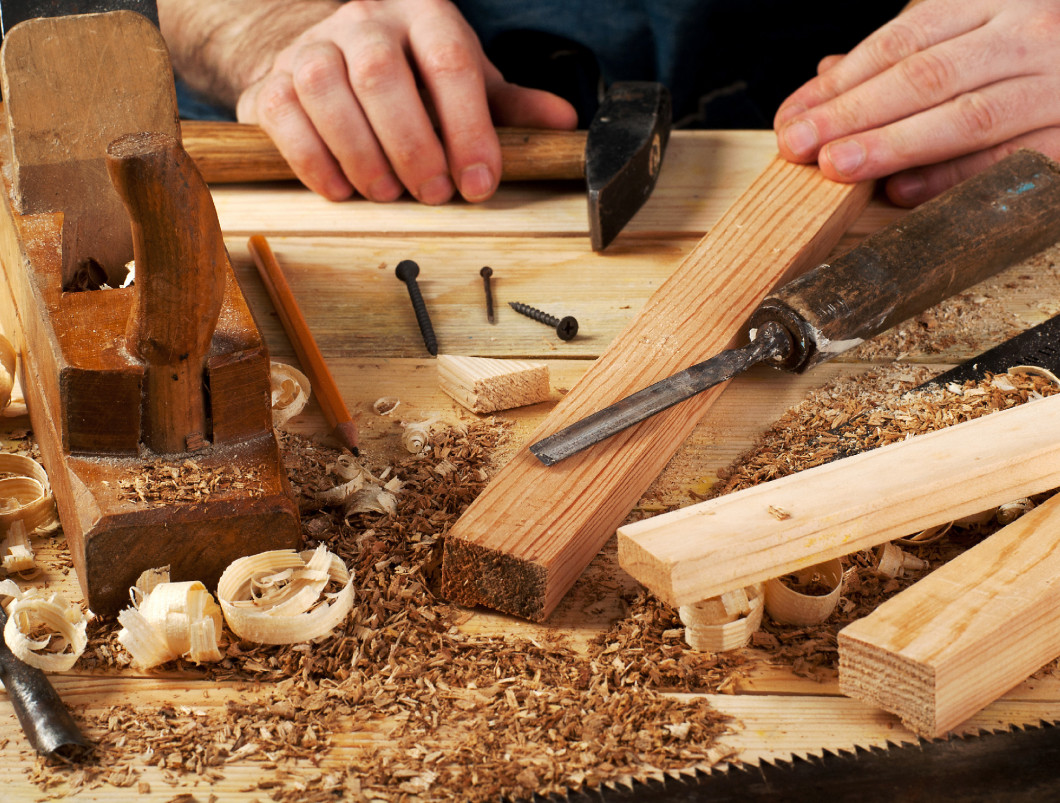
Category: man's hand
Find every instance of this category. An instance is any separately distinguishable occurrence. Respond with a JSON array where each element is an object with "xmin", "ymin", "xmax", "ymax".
[
  {"xmin": 774, "ymin": 0, "xmax": 1060, "ymax": 206},
  {"xmin": 232, "ymin": 0, "xmax": 577, "ymax": 204}
]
